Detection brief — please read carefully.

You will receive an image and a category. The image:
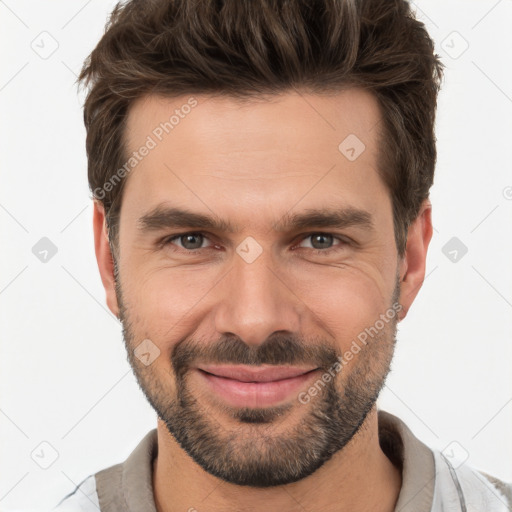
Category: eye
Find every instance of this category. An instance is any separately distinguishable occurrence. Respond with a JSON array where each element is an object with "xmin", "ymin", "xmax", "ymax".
[
  {"xmin": 163, "ymin": 232, "xmax": 214, "ymax": 251},
  {"xmin": 295, "ymin": 233, "xmax": 347, "ymax": 253},
  {"xmin": 160, "ymin": 231, "xmax": 349, "ymax": 256}
]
